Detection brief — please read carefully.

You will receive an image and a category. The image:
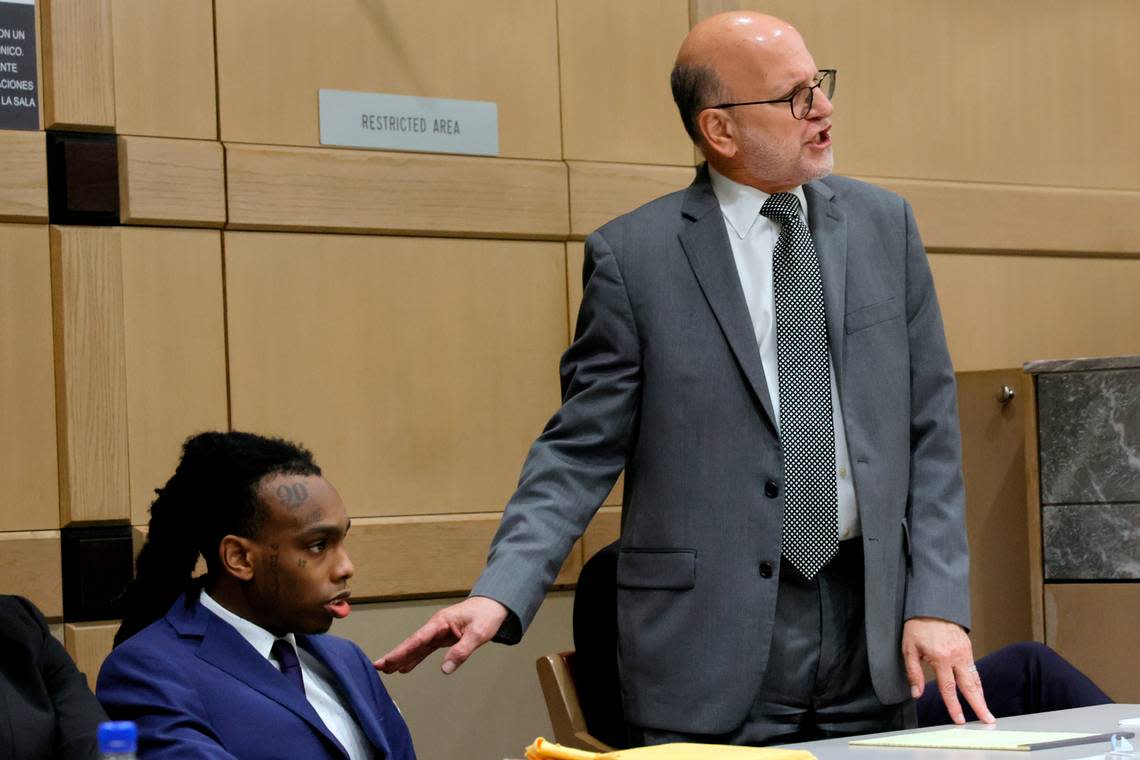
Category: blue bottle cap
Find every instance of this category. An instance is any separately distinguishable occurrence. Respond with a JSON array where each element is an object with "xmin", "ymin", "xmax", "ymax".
[{"xmin": 97, "ymin": 721, "xmax": 137, "ymax": 752}]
